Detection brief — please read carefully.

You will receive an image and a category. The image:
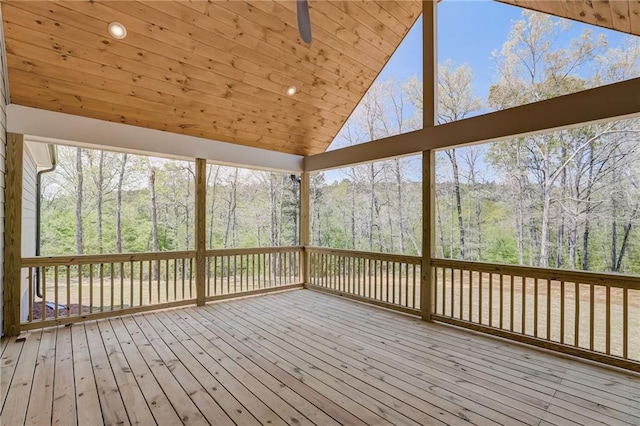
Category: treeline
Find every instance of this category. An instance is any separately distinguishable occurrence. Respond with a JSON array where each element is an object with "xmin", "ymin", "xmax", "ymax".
[{"xmin": 41, "ymin": 150, "xmax": 298, "ymax": 255}]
